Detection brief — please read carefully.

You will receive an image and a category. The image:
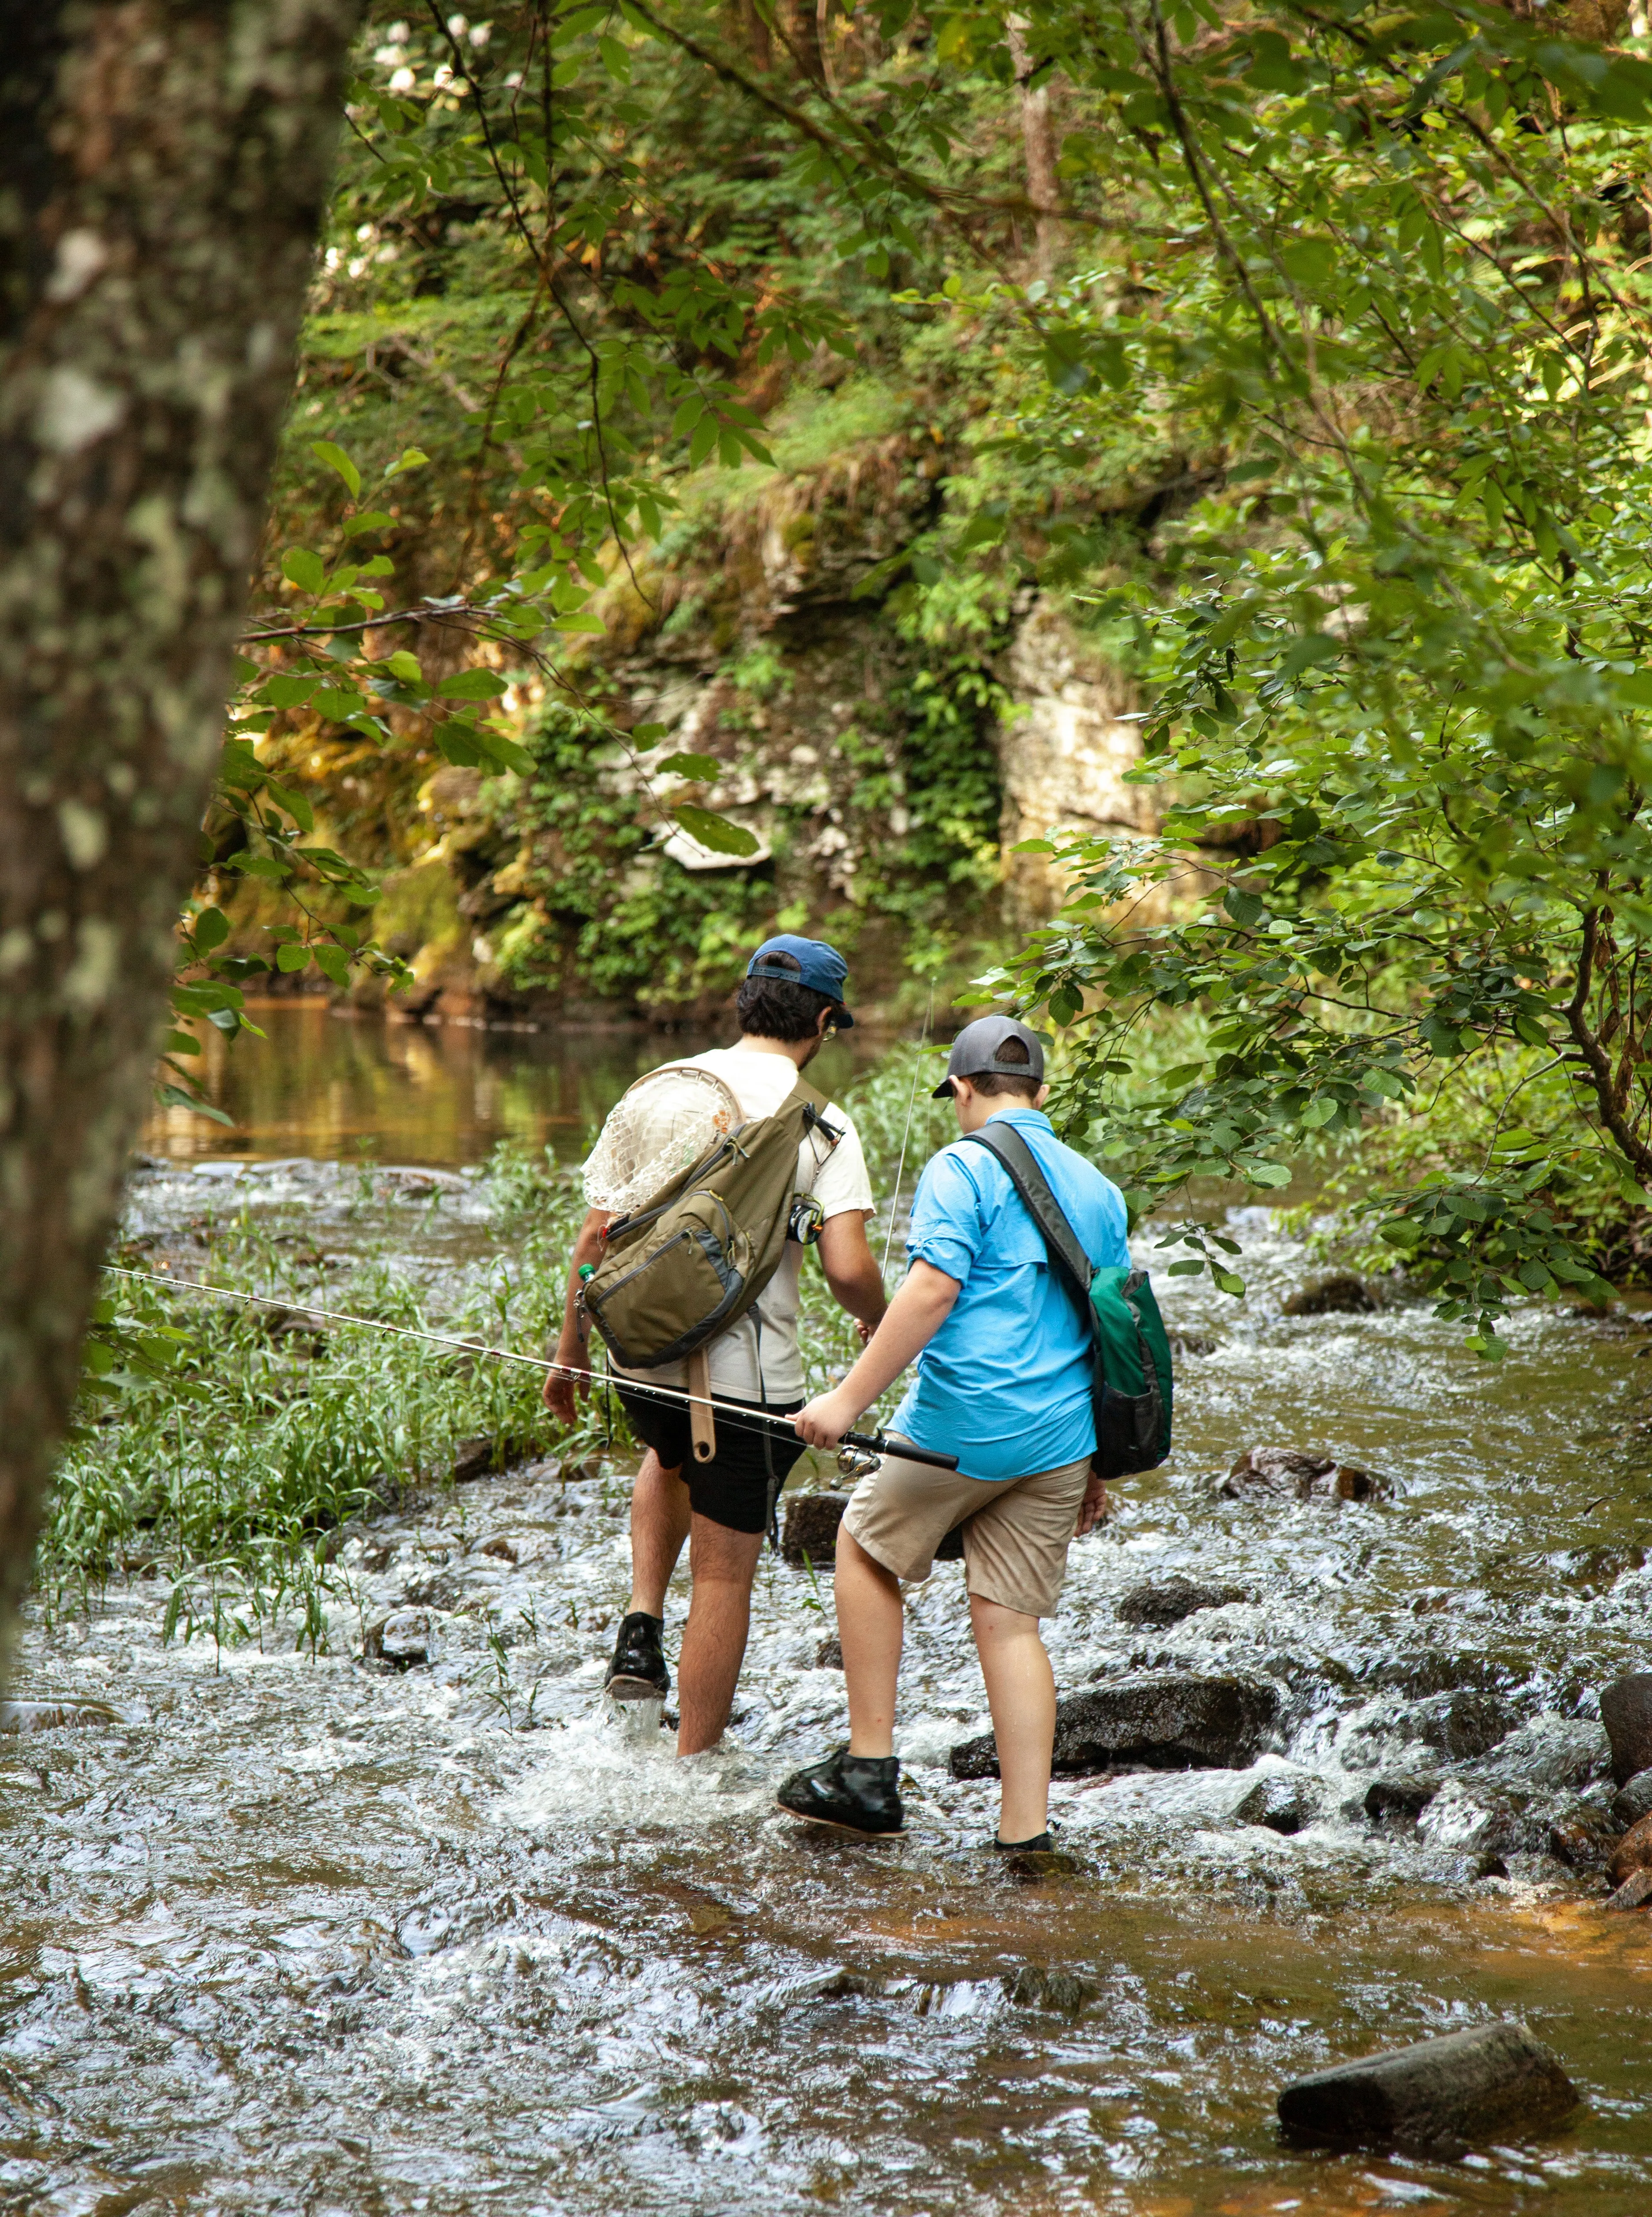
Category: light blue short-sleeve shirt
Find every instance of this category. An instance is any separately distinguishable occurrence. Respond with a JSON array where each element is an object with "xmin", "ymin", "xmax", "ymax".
[{"xmin": 890, "ymin": 1107, "xmax": 1131, "ymax": 1481}]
